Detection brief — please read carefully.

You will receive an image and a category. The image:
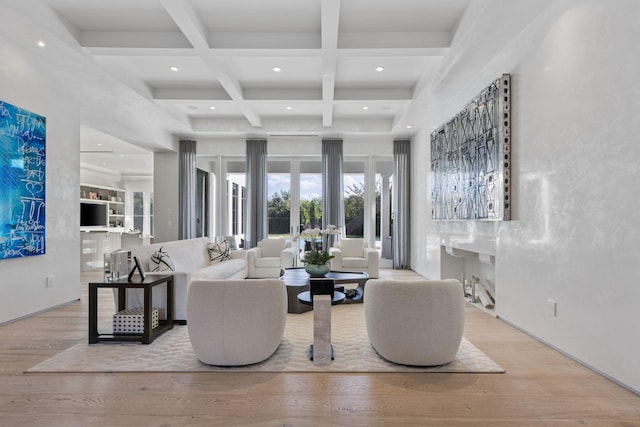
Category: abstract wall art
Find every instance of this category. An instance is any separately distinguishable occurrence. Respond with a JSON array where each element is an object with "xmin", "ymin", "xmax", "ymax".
[
  {"xmin": 0, "ymin": 100, "xmax": 46, "ymax": 260},
  {"xmin": 431, "ymin": 74, "xmax": 511, "ymax": 221}
]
